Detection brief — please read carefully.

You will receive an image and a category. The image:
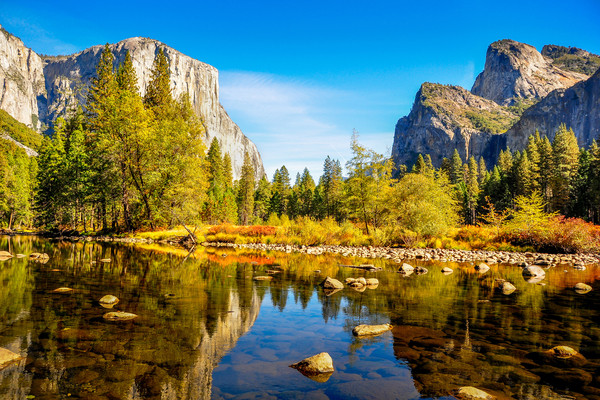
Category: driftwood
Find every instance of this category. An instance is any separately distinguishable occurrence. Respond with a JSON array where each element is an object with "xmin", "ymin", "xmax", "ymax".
[
  {"xmin": 170, "ymin": 210, "xmax": 197, "ymax": 247},
  {"xmin": 339, "ymin": 264, "xmax": 382, "ymax": 272}
]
